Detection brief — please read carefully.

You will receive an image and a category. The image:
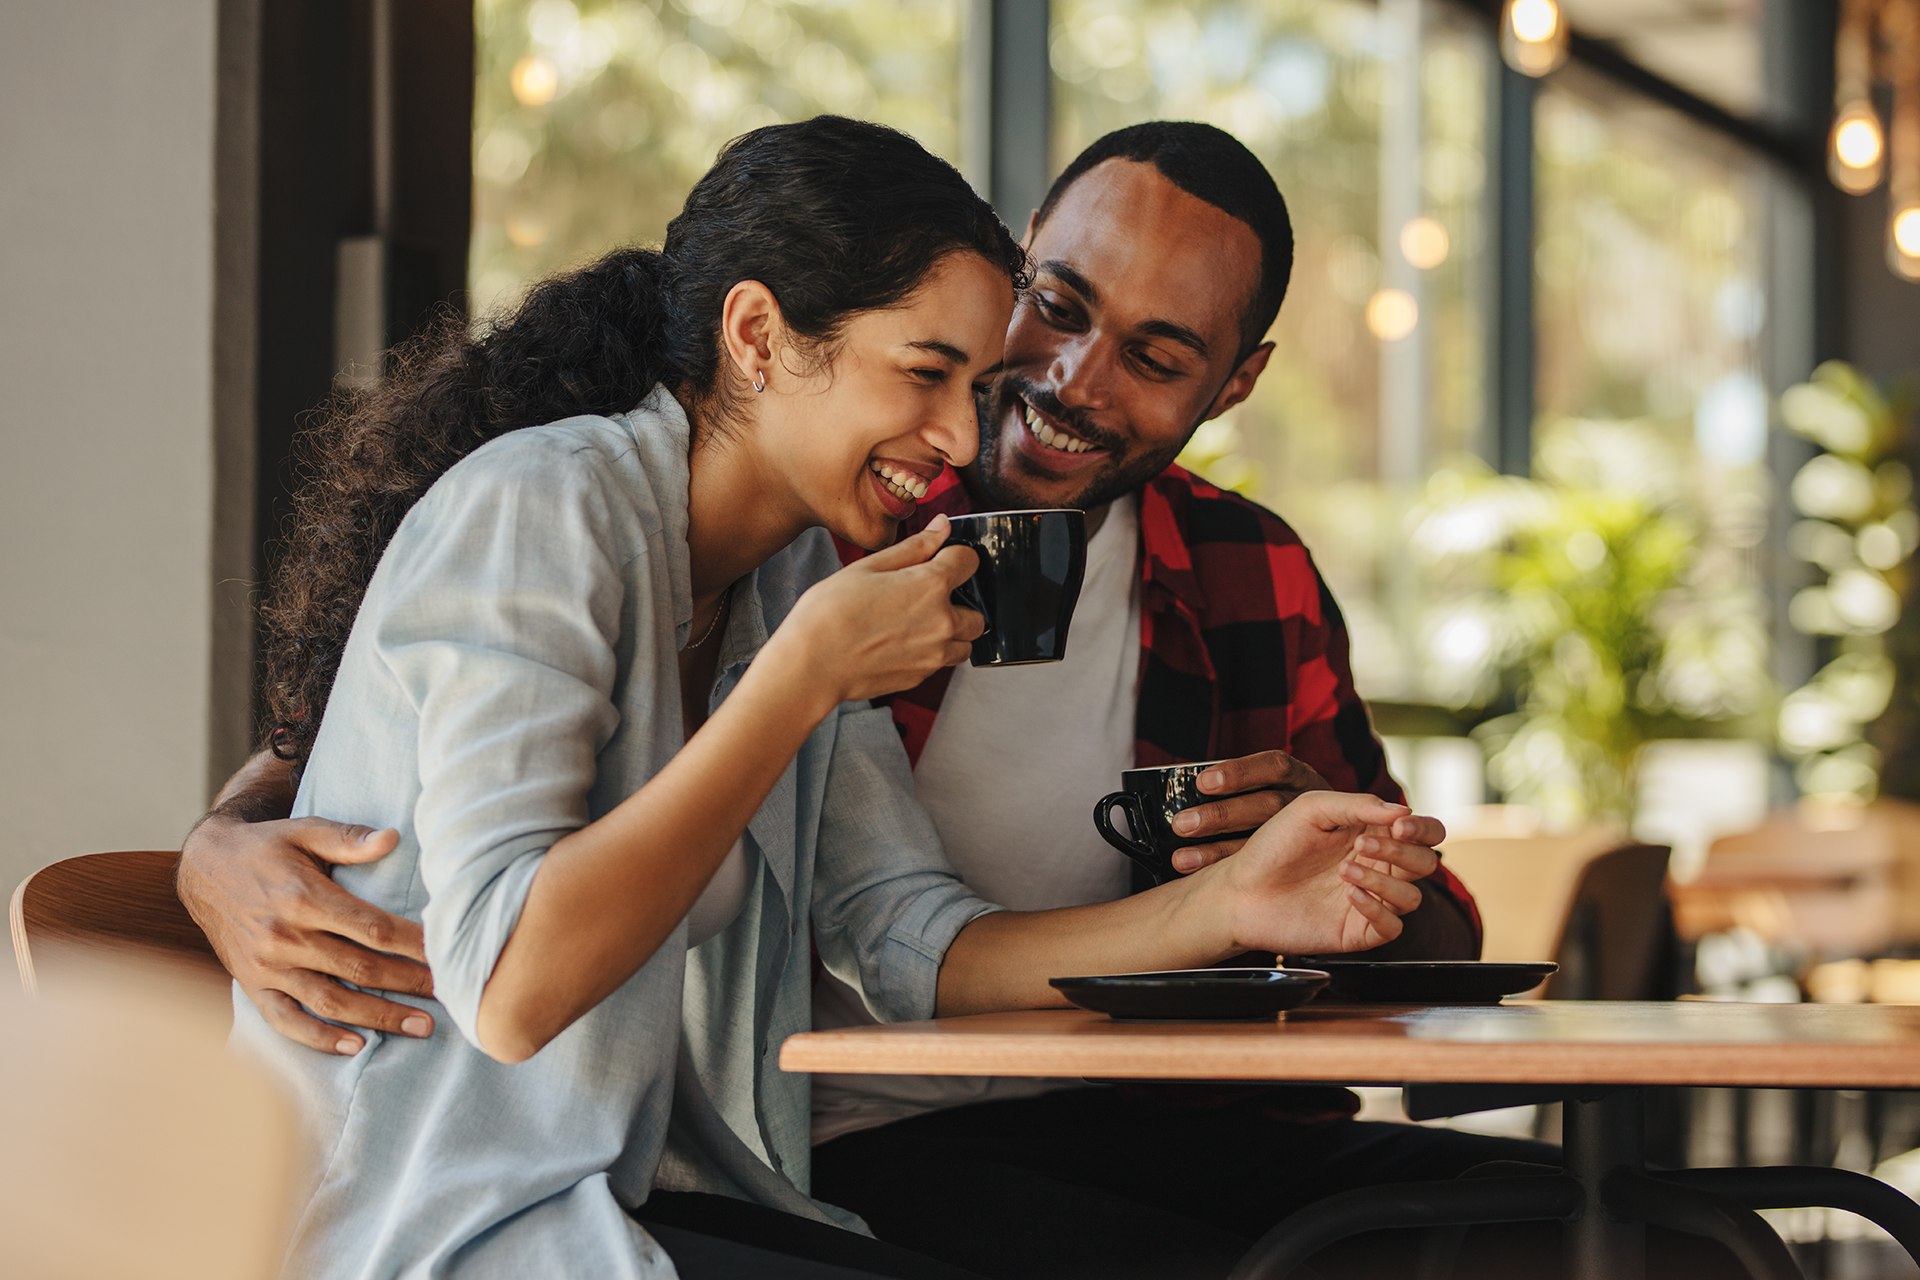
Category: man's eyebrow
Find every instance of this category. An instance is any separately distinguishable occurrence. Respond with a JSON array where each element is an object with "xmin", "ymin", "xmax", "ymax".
[
  {"xmin": 1040, "ymin": 258, "xmax": 1210, "ymax": 361},
  {"xmin": 907, "ymin": 339, "xmax": 969, "ymax": 363},
  {"xmin": 1039, "ymin": 259, "xmax": 1097, "ymax": 303},
  {"xmin": 1139, "ymin": 319, "xmax": 1211, "ymax": 361}
]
